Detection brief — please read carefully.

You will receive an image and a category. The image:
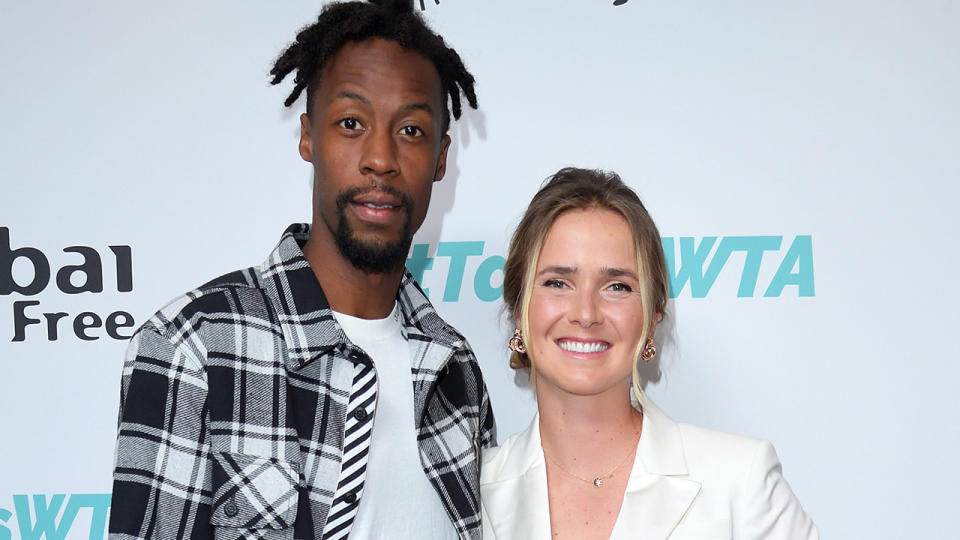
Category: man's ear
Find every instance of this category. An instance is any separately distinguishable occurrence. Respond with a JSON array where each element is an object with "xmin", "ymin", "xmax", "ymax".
[
  {"xmin": 433, "ymin": 134, "xmax": 452, "ymax": 182},
  {"xmin": 298, "ymin": 113, "xmax": 313, "ymax": 162}
]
